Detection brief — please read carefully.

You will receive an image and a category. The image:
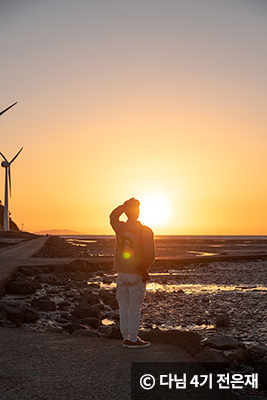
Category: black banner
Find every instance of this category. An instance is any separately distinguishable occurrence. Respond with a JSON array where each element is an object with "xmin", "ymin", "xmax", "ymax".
[{"xmin": 131, "ymin": 362, "xmax": 267, "ymax": 400}]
